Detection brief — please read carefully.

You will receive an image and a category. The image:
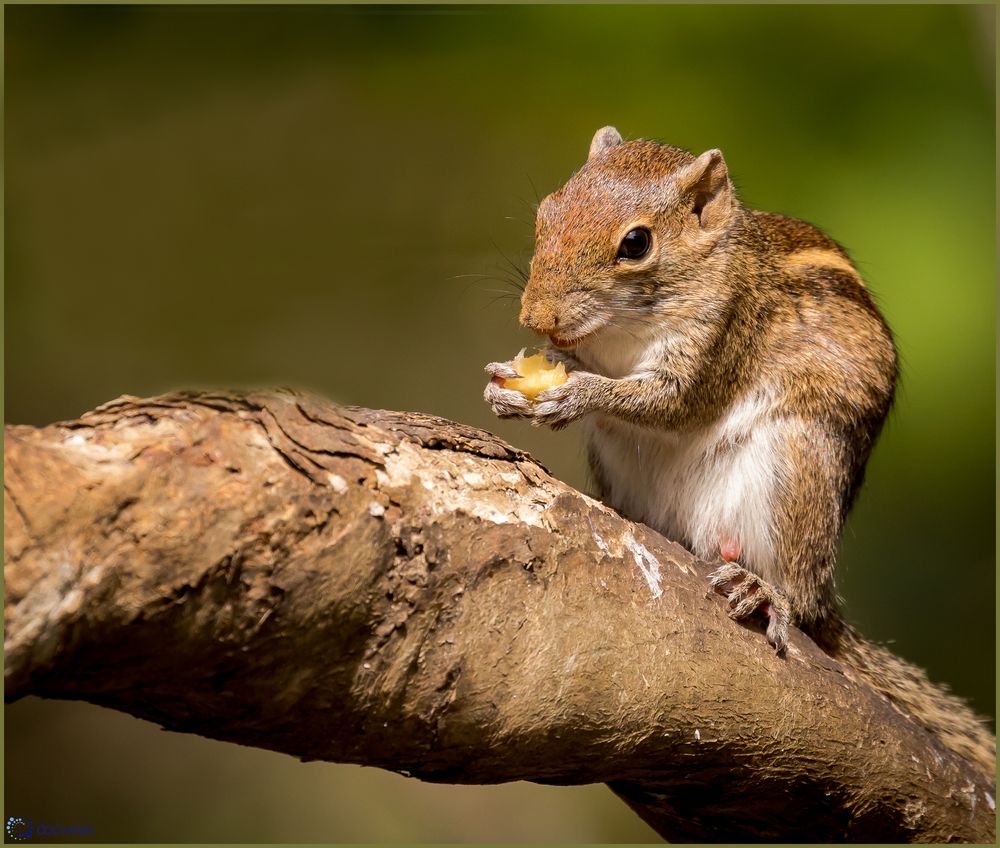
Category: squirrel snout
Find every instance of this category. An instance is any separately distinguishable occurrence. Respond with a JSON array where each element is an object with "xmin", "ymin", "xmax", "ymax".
[{"xmin": 519, "ymin": 300, "xmax": 561, "ymax": 336}]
